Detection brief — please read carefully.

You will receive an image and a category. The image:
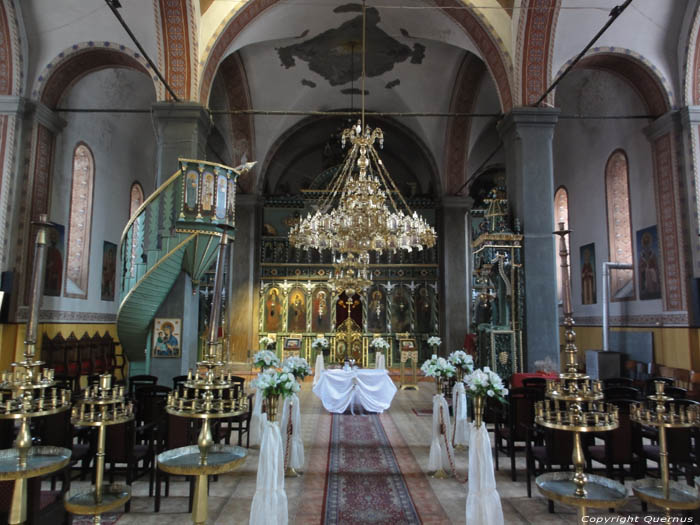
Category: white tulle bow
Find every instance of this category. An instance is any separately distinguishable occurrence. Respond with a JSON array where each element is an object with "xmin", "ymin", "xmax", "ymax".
[
  {"xmin": 280, "ymin": 393, "xmax": 304, "ymax": 471},
  {"xmin": 466, "ymin": 421, "xmax": 504, "ymax": 525},
  {"xmin": 249, "ymin": 415, "xmax": 288, "ymax": 525},
  {"xmin": 428, "ymin": 394, "xmax": 453, "ymax": 473},
  {"xmin": 452, "ymin": 381, "xmax": 470, "ymax": 447},
  {"xmin": 250, "ymin": 389, "xmax": 263, "ymax": 446}
]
